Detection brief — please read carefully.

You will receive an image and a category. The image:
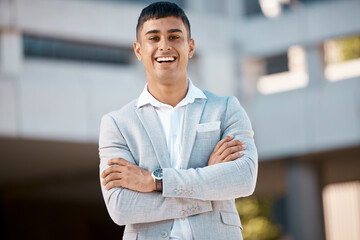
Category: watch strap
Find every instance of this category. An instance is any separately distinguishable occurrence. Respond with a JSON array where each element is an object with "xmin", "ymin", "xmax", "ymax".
[{"xmin": 155, "ymin": 179, "xmax": 163, "ymax": 192}]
